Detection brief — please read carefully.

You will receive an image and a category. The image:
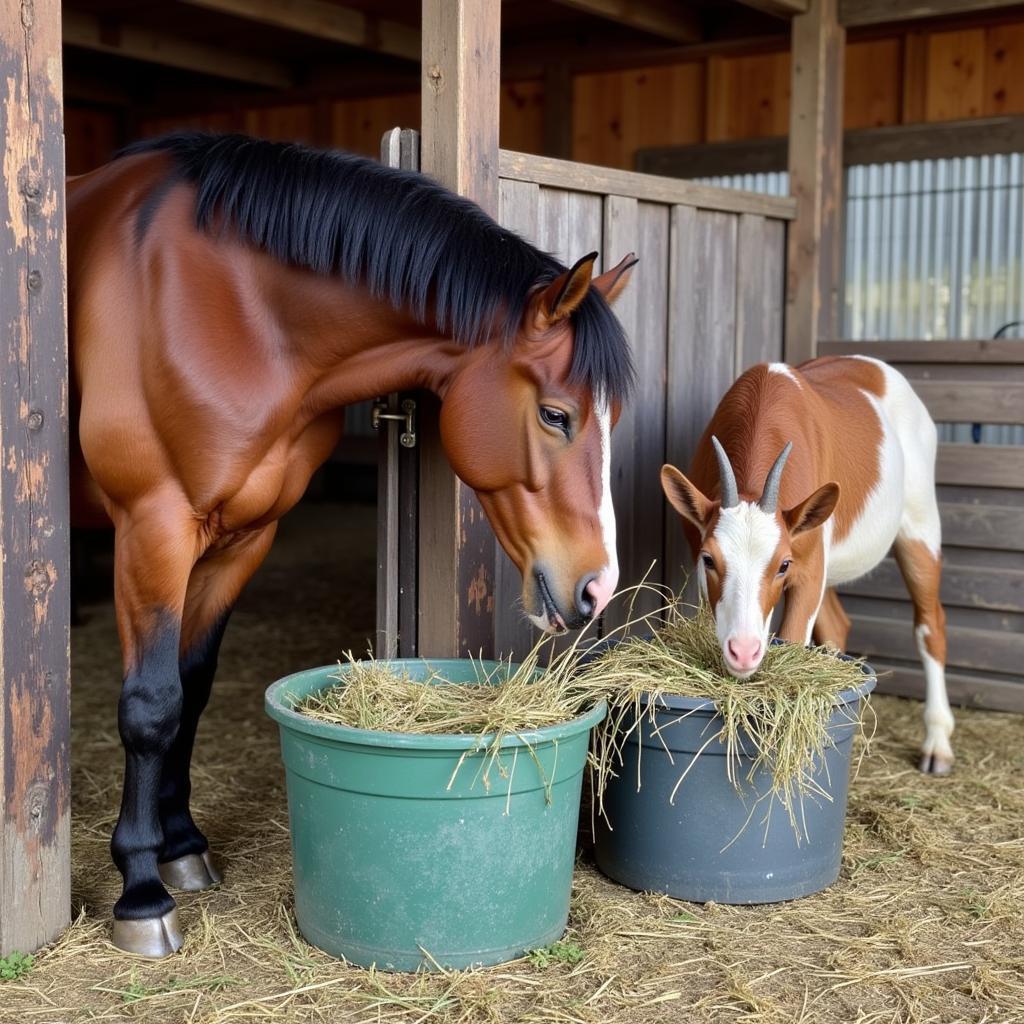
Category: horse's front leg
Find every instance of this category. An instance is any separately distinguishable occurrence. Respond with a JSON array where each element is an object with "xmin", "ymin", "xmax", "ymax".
[
  {"xmin": 110, "ymin": 500, "xmax": 198, "ymax": 957},
  {"xmin": 158, "ymin": 526, "xmax": 277, "ymax": 890}
]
